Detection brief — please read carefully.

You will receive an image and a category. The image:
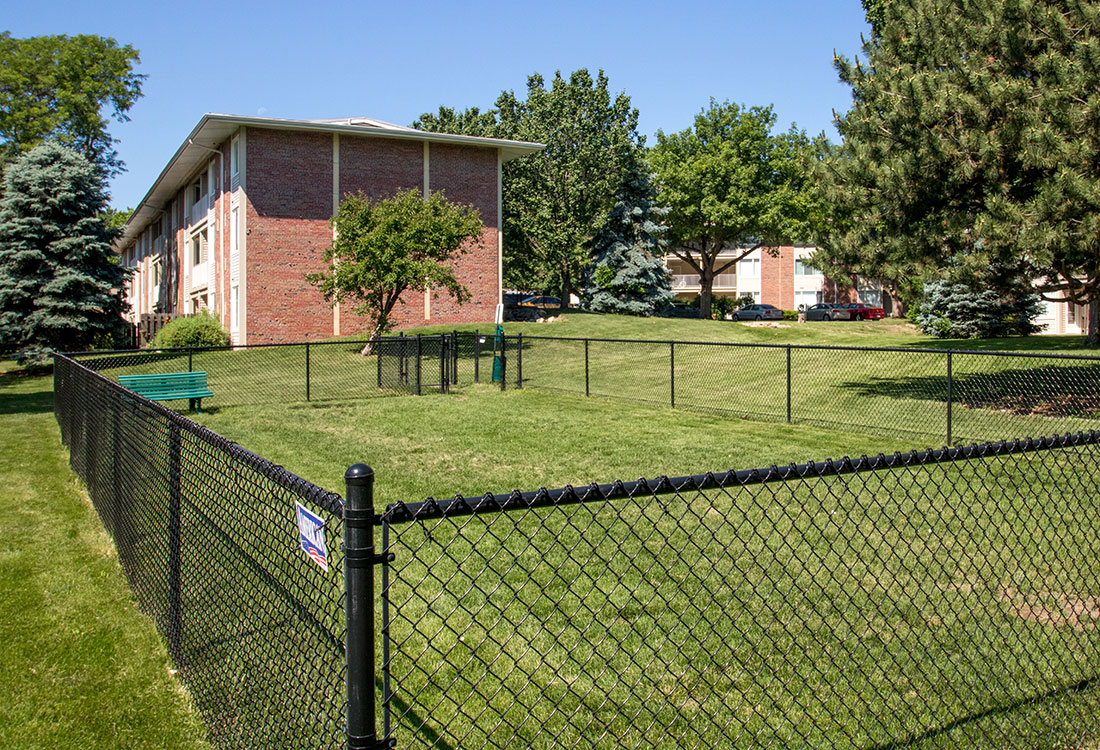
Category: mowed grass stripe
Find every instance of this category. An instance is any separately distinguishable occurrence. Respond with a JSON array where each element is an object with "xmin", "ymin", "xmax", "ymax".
[{"xmin": 0, "ymin": 364, "xmax": 210, "ymax": 749}]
